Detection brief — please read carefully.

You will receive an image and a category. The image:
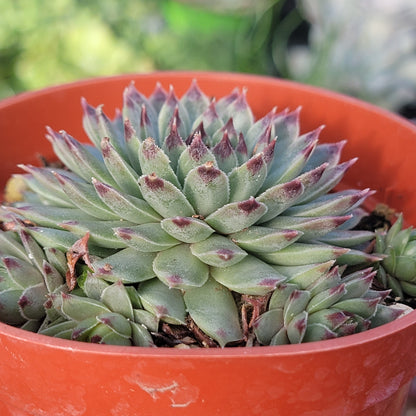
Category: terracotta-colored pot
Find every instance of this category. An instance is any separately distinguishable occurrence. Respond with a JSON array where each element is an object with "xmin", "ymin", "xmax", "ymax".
[{"xmin": 0, "ymin": 72, "xmax": 416, "ymax": 416}]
